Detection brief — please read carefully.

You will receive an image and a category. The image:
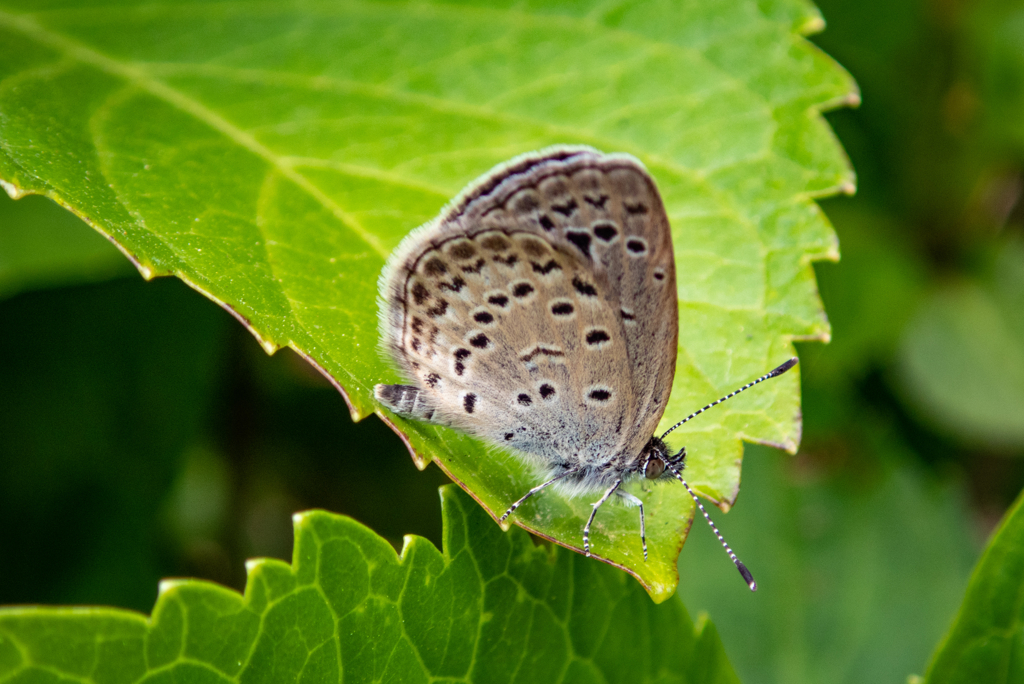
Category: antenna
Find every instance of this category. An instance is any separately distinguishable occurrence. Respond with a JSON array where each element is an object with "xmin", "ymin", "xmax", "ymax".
[
  {"xmin": 660, "ymin": 358, "xmax": 798, "ymax": 440},
  {"xmin": 667, "ymin": 461, "xmax": 757, "ymax": 591},
  {"xmin": 660, "ymin": 357, "xmax": 799, "ymax": 591}
]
